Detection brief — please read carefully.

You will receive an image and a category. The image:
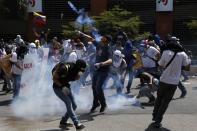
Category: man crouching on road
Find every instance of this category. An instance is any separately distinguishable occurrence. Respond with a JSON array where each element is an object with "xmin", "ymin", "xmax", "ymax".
[{"xmin": 52, "ymin": 59, "xmax": 86, "ymax": 130}]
